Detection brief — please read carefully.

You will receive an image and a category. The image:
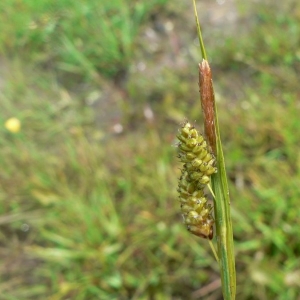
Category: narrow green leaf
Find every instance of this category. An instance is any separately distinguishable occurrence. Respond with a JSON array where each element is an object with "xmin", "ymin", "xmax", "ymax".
[{"xmin": 211, "ymin": 102, "xmax": 236, "ymax": 299}]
